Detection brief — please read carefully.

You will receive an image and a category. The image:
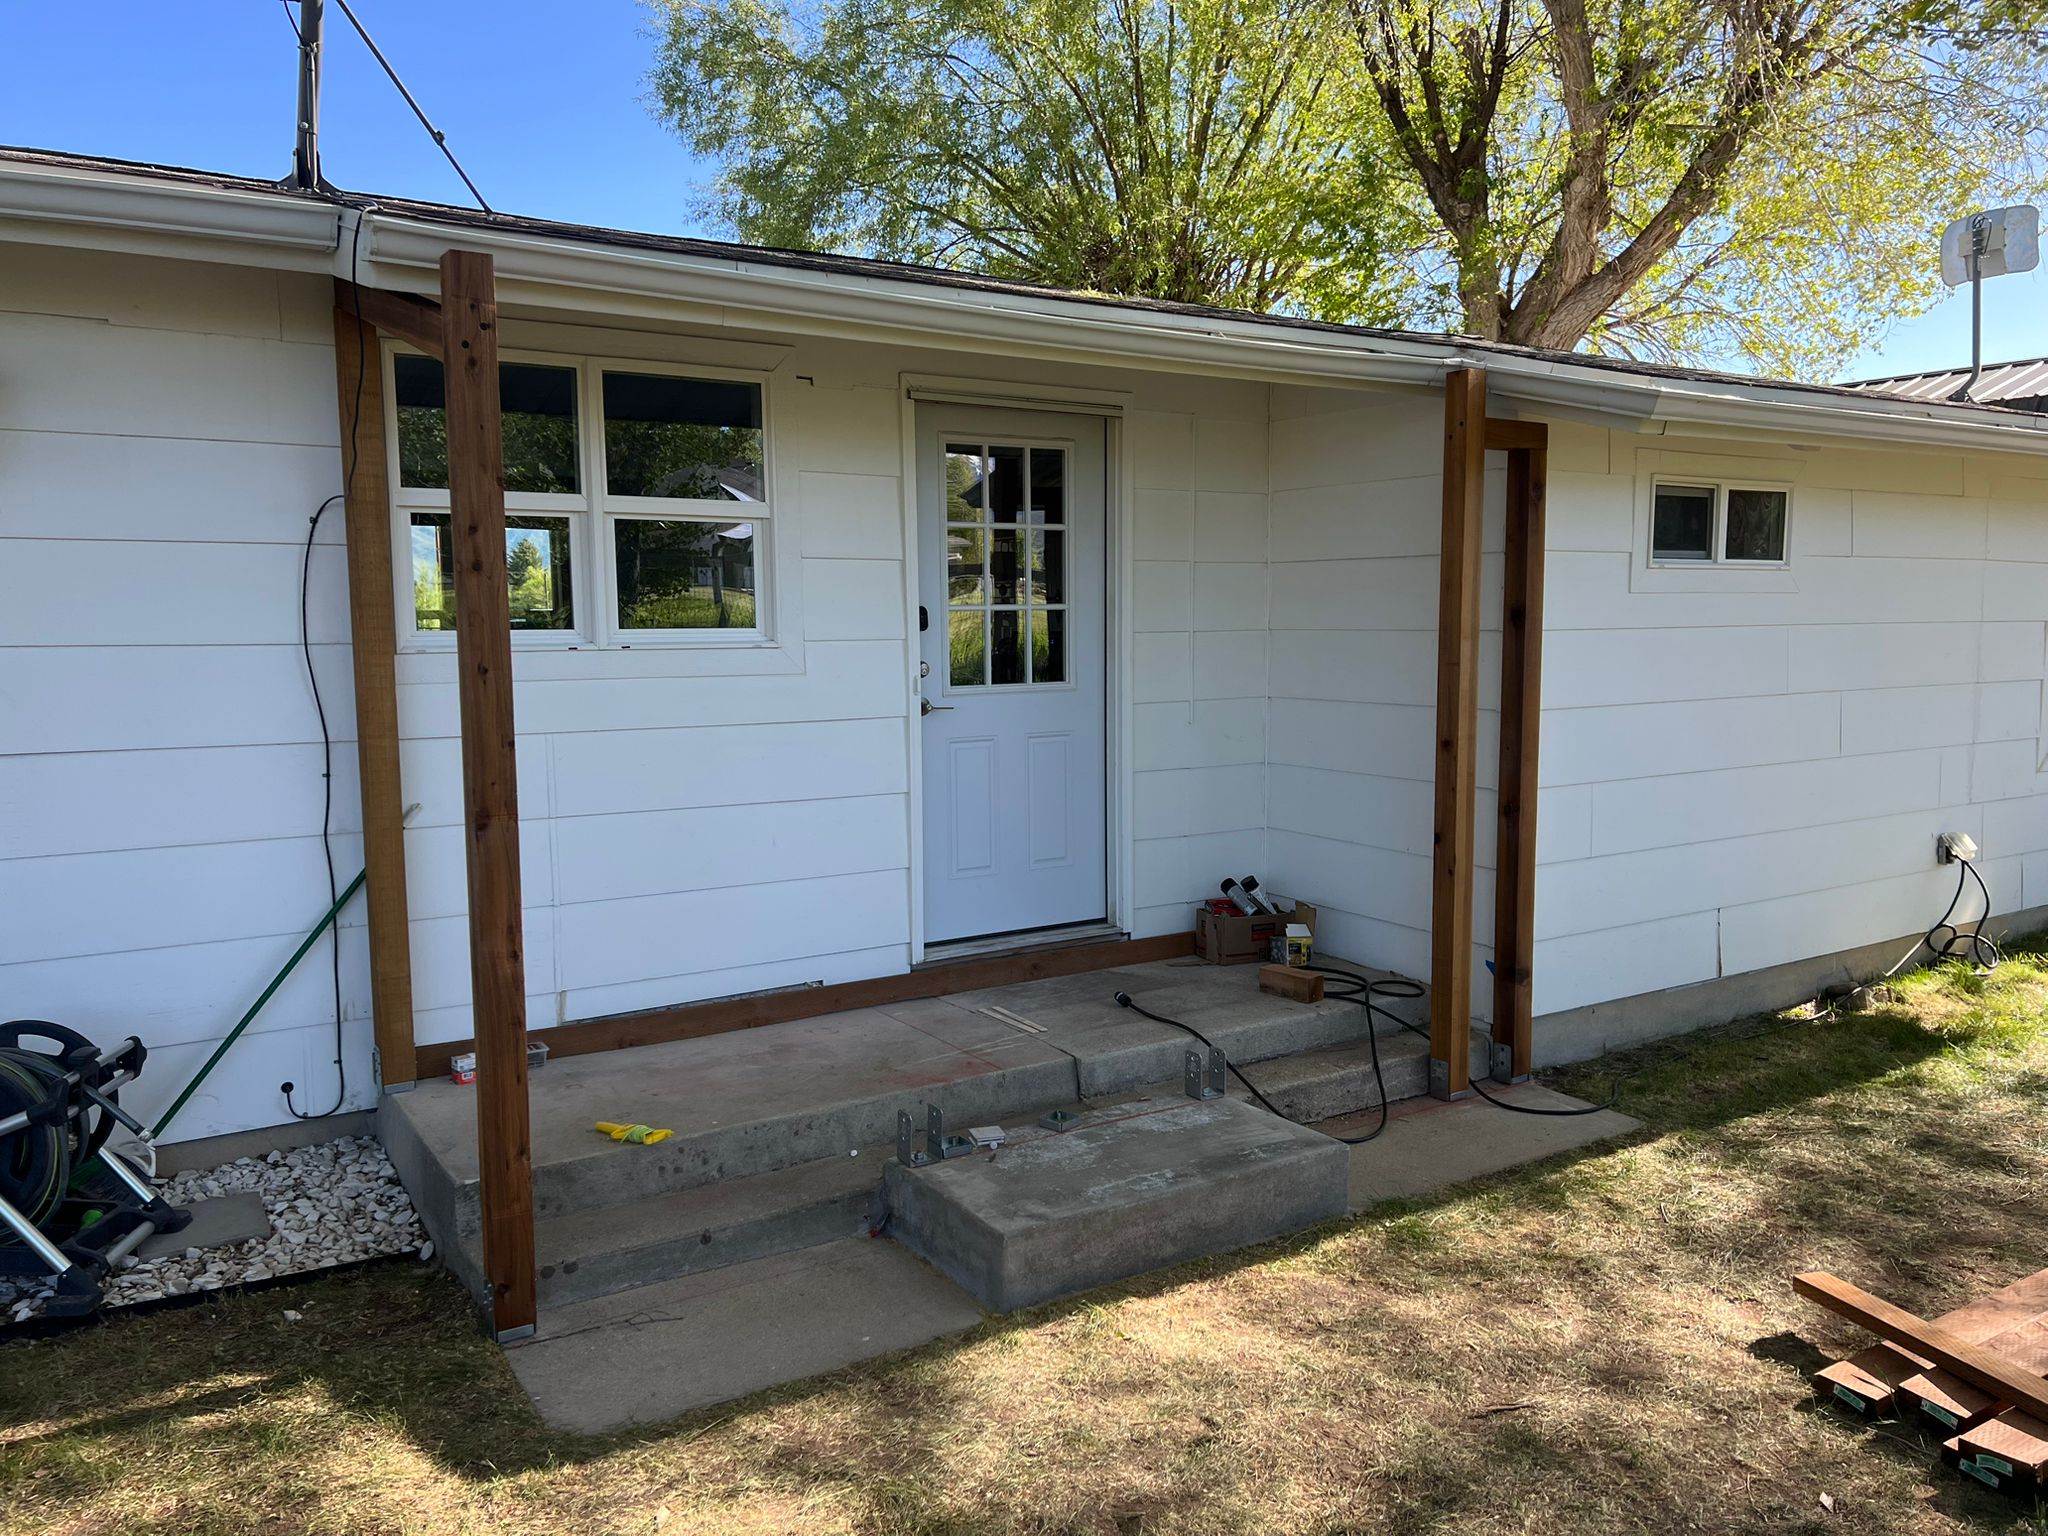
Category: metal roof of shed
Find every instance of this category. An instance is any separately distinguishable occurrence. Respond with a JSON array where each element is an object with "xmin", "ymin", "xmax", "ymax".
[{"xmin": 1843, "ymin": 357, "xmax": 2048, "ymax": 410}]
